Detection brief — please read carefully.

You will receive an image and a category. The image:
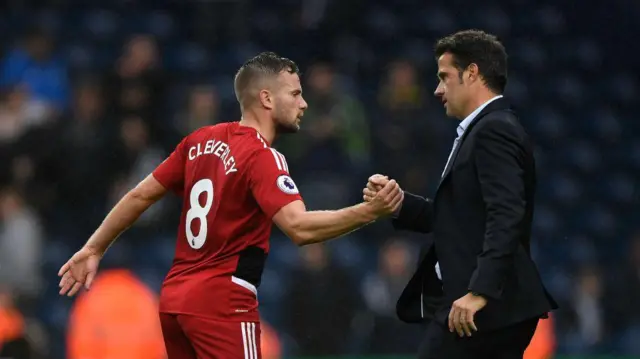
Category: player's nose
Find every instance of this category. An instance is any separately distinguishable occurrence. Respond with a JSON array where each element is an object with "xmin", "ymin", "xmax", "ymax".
[{"xmin": 299, "ymin": 97, "xmax": 308, "ymax": 110}]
